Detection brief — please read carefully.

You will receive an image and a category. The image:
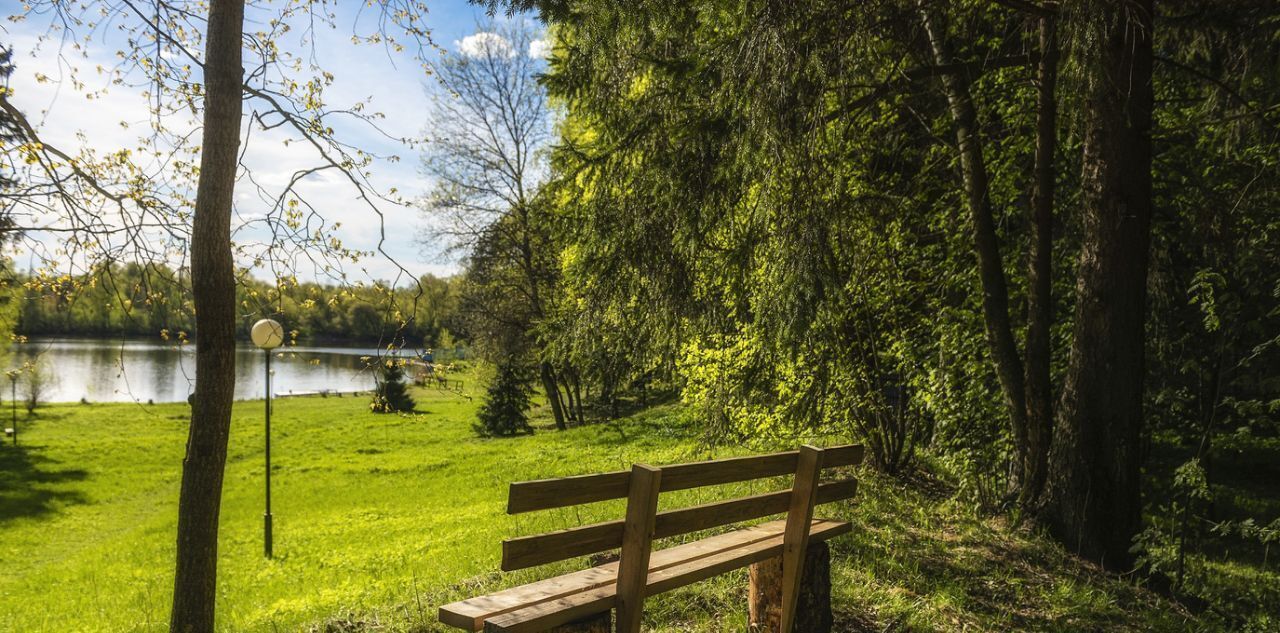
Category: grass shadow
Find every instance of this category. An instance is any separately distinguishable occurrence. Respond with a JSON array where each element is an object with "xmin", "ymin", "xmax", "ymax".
[
  {"xmin": 827, "ymin": 468, "xmax": 1197, "ymax": 632},
  {"xmin": 0, "ymin": 443, "xmax": 89, "ymax": 523}
]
